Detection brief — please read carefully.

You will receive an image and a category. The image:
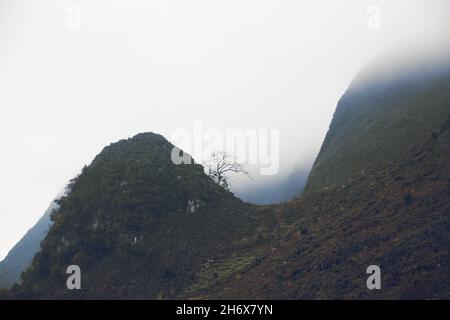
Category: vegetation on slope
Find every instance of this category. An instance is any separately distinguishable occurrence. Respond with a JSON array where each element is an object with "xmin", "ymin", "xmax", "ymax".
[
  {"xmin": 192, "ymin": 114, "xmax": 450, "ymax": 299},
  {"xmin": 2, "ymin": 49, "xmax": 449, "ymax": 300},
  {"xmin": 183, "ymin": 54, "xmax": 450, "ymax": 299},
  {"xmin": 304, "ymin": 54, "xmax": 450, "ymax": 194},
  {"xmin": 8, "ymin": 133, "xmax": 277, "ymax": 299}
]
